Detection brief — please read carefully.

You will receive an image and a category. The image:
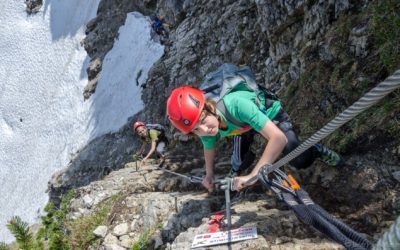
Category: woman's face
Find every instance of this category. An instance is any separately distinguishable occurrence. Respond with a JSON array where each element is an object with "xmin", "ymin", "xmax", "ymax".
[
  {"xmin": 192, "ymin": 114, "xmax": 219, "ymax": 136},
  {"xmin": 136, "ymin": 126, "xmax": 148, "ymax": 138}
]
